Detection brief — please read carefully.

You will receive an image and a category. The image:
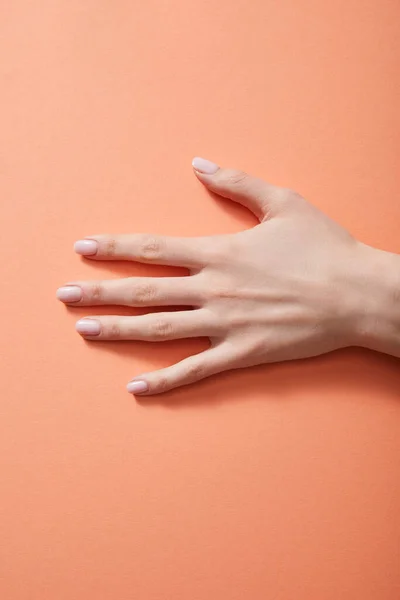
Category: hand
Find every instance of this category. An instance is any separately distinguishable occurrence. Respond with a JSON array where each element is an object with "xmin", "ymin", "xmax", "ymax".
[{"xmin": 56, "ymin": 157, "xmax": 399, "ymax": 395}]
